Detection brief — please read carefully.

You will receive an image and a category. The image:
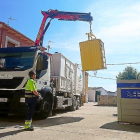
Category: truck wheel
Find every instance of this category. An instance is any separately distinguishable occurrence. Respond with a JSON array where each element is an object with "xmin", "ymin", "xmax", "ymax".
[
  {"xmin": 76, "ymin": 97, "xmax": 80, "ymax": 110},
  {"xmin": 40, "ymin": 96, "xmax": 52, "ymax": 119},
  {"xmin": 69, "ymin": 96, "xmax": 77, "ymax": 111}
]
